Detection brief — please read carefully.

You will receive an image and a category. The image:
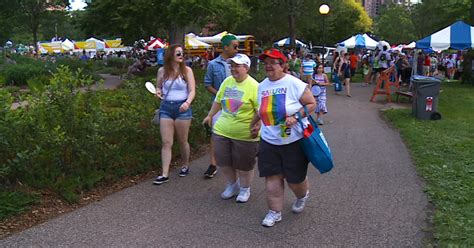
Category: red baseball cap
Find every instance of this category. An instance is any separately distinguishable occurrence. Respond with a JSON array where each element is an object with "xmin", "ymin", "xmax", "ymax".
[{"xmin": 259, "ymin": 48, "xmax": 287, "ymax": 63}]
